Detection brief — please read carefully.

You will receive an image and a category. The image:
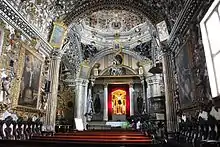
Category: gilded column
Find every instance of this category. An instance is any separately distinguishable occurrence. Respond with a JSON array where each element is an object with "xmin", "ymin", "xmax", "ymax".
[
  {"xmin": 129, "ymin": 83, "xmax": 134, "ymax": 116},
  {"xmin": 103, "ymin": 83, "xmax": 108, "ymax": 121},
  {"xmin": 45, "ymin": 50, "xmax": 62, "ymax": 132}
]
